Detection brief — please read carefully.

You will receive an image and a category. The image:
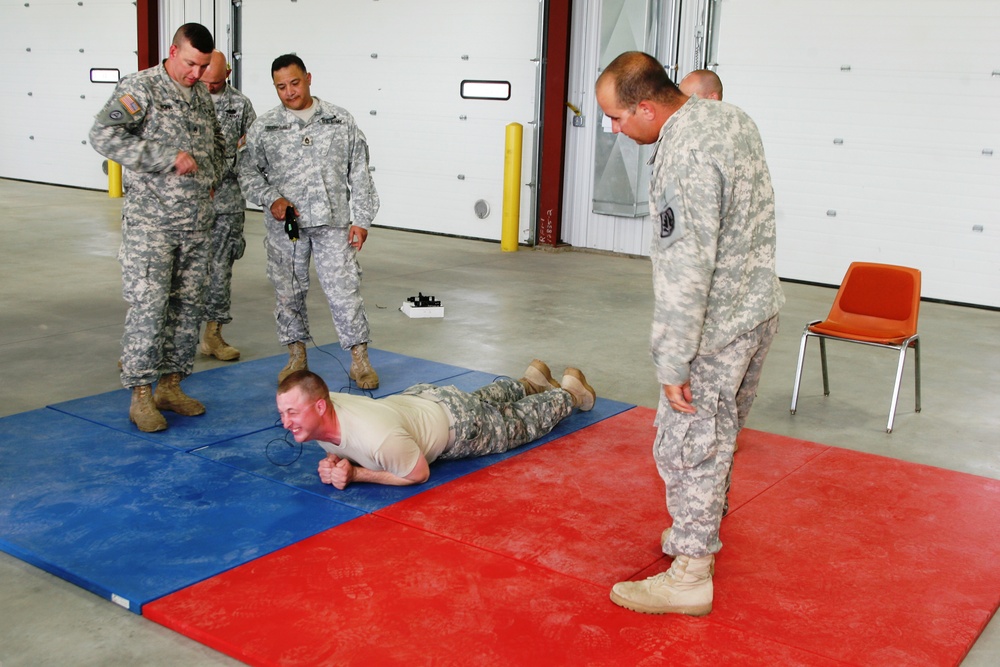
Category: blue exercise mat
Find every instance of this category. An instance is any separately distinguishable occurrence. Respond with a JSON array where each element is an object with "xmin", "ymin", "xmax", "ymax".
[
  {"xmin": 1, "ymin": 349, "xmax": 633, "ymax": 616},
  {"xmin": 195, "ymin": 370, "xmax": 635, "ymax": 513},
  {"xmin": 0, "ymin": 408, "xmax": 362, "ymax": 614},
  {"xmin": 47, "ymin": 346, "xmax": 472, "ymax": 452}
]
